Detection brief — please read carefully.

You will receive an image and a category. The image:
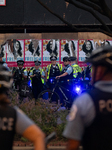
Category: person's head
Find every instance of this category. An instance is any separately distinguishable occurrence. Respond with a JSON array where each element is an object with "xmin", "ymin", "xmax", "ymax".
[
  {"xmin": 34, "ymin": 61, "xmax": 41, "ymax": 70},
  {"xmin": 0, "ymin": 54, "xmax": 3, "ymax": 62},
  {"xmin": 14, "ymin": 40, "xmax": 22, "ymax": 54},
  {"xmin": 0, "ymin": 65, "xmax": 13, "ymax": 104},
  {"xmin": 63, "ymin": 56, "xmax": 70, "ymax": 66},
  {"xmin": 50, "ymin": 55, "xmax": 57, "ymax": 65},
  {"xmin": 85, "ymin": 45, "xmax": 112, "ymax": 84},
  {"xmin": 17, "ymin": 60, "xmax": 24, "ymax": 69},
  {"xmin": 69, "ymin": 56, "xmax": 77, "ymax": 64},
  {"xmin": 82, "ymin": 40, "xmax": 93, "ymax": 56},
  {"xmin": 15, "ymin": 41, "xmax": 20, "ymax": 51},
  {"xmin": 86, "ymin": 41, "xmax": 92, "ymax": 51}
]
